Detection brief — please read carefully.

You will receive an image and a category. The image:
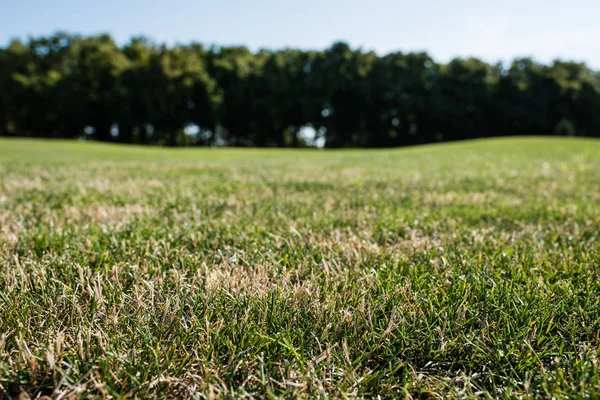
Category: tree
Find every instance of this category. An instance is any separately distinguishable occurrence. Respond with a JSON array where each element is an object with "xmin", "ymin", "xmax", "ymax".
[
  {"xmin": 207, "ymin": 46, "xmax": 259, "ymax": 146},
  {"xmin": 1, "ymin": 33, "xmax": 600, "ymax": 147},
  {"xmin": 61, "ymin": 34, "xmax": 130, "ymax": 141},
  {"xmin": 433, "ymin": 58, "xmax": 497, "ymax": 142}
]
